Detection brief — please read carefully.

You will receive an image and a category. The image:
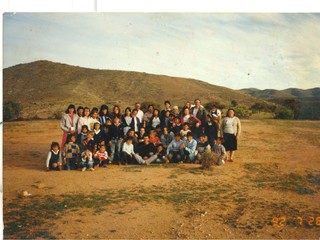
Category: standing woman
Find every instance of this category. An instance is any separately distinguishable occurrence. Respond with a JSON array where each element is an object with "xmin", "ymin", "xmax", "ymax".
[
  {"xmin": 60, "ymin": 104, "xmax": 79, "ymax": 148},
  {"xmin": 111, "ymin": 105, "xmax": 122, "ymax": 122},
  {"xmin": 221, "ymin": 108, "xmax": 241, "ymax": 162},
  {"xmin": 77, "ymin": 107, "xmax": 94, "ymax": 133},
  {"xmin": 122, "ymin": 107, "xmax": 133, "ymax": 136}
]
